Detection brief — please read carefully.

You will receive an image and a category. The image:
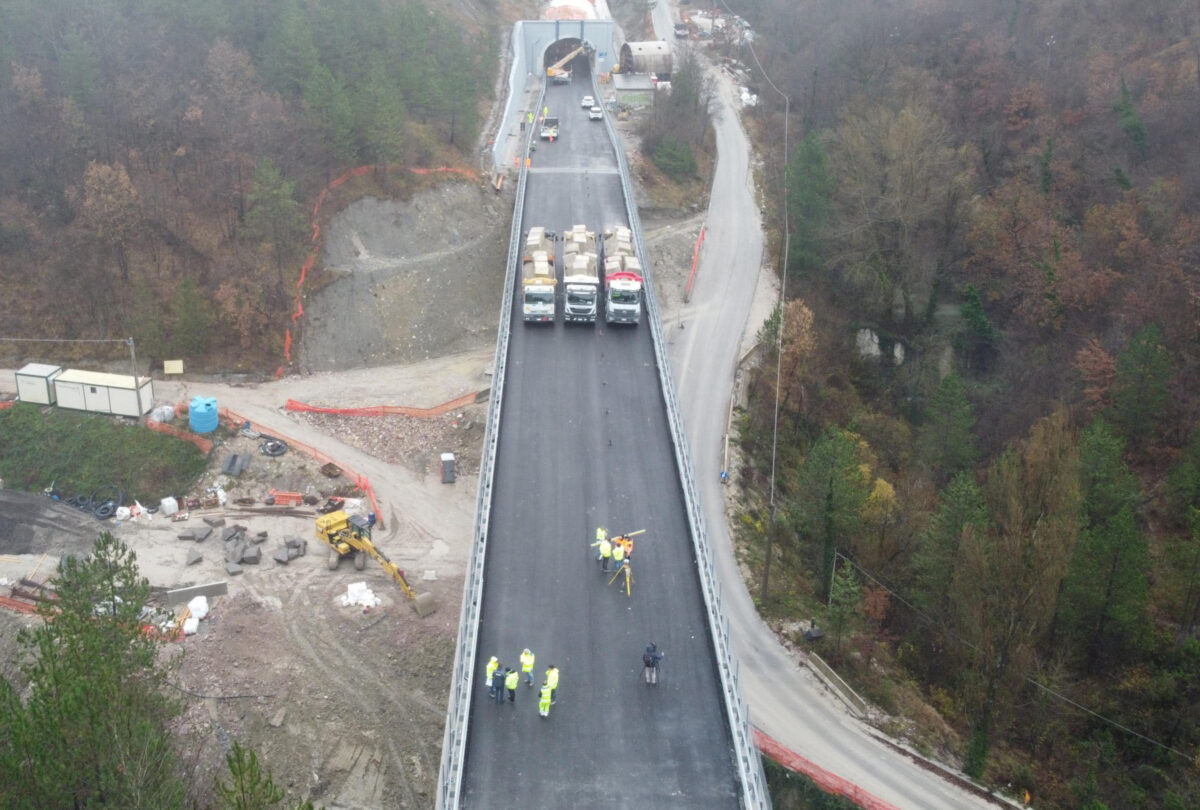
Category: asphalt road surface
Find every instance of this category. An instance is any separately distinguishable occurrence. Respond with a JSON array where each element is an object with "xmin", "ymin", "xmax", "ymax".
[{"xmin": 457, "ymin": 76, "xmax": 744, "ymax": 808}]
